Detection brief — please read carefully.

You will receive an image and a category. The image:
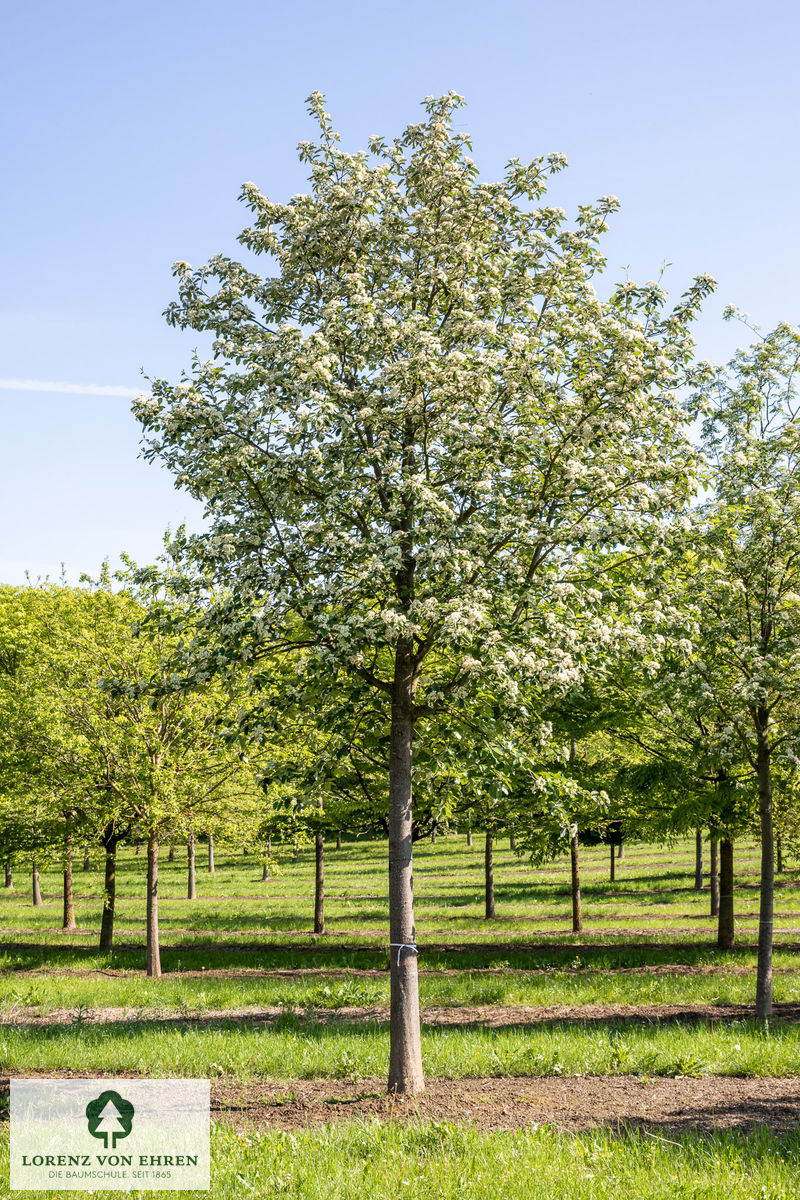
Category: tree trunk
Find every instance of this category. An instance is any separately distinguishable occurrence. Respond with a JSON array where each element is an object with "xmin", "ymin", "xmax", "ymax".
[
  {"xmin": 134, "ymin": 840, "xmax": 141, "ymax": 856},
  {"xmin": 146, "ymin": 833, "xmax": 161, "ymax": 978},
  {"xmin": 4, "ymin": 858, "xmax": 13, "ymax": 889},
  {"xmin": 261, "ymin": 861, "xmax": 268, "ymax": 881},
  {"xmin": 314, "ymin": 832, "xmax": 325, "ymax": 934},
  {"xmin": 718, "ymin": 838, "xmax": 734, "ymax": 949},
  {"xmin": 509, "ymin": 825, "xmax": 516, "ymax": 852},
  {"xmin": 82, "ymin": 850, "xmax": 91, "ymax": 871},
  {"xmin": 755, "ymin": 724, "xmax": 774, "ymax": 1017},
  {"xmin": 609, "ymin": 842, "xmax": 616, "ymax": 883},
  {"xmin": 168, "ymin": 843, "xmax": 175, "ymax": 863},
  {"xmin": 99, "ymin": 841, "xmax": 117, "ymax": 951},
  {"xmin": 187, "ymin": 834, "xmax": 196, "ymax": 900},
  {"xmin": 710, "ymin": 835, "xmax": 720, "ymax": 916},
  {"xmin": 32, "ymin": 857, "xmax": 42, "ymax": 907},
  {"xmin": 484, "ymin": 829, "xmax": 495, "ymax": 919},
  {"xmin": 387, "ymin": 642, "xmax": 424, "ymax": 1096},
  {"xmin": 694, "ymin": 827, "xmax": 703, "ymax": 891},
  {"xmin": 336, "ymin": 830, "xmax": 342, "ymax": 851},
  {"xmin": 777, "ymin": 836, "xmax": 783, "ymax": 874},
  {"xmin": 466, "ymin": 820, "xmax": 472, "ymax": 848},
  {"xmin": 62, "ymin": 829, "xmax": 76, "ymax": 931},
  {"xmin": 570, "ymin": 831, "xmax": 583, "ymax": 933},
  {"xmin": 617, "ymin": 841, "xmax": 624, "ymax": 859},
  {"xmin": 207, "ymin": 833, "xmax": 215, "ymax": 873}
]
